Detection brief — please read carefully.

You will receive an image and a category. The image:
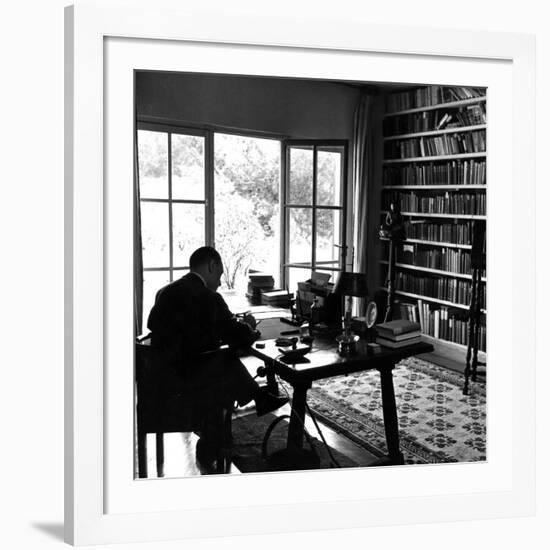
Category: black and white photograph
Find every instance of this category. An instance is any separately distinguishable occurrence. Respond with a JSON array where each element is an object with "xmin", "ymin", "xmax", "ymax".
[
  {"xmin": 133, "ymin": 71, "xmax": 487, "ymax": 478},
  {"xmin": 3, "ymin": 0, "xmax": 547, "ymax": 547}
]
